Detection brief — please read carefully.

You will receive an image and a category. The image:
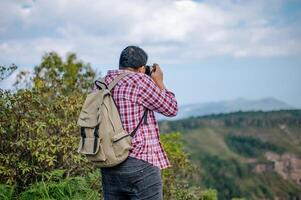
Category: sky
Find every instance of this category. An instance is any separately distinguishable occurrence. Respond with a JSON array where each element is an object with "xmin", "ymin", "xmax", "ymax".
[{"xmin": 0, "ymin": 0, "xmax": 301, "ymax": 107}]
